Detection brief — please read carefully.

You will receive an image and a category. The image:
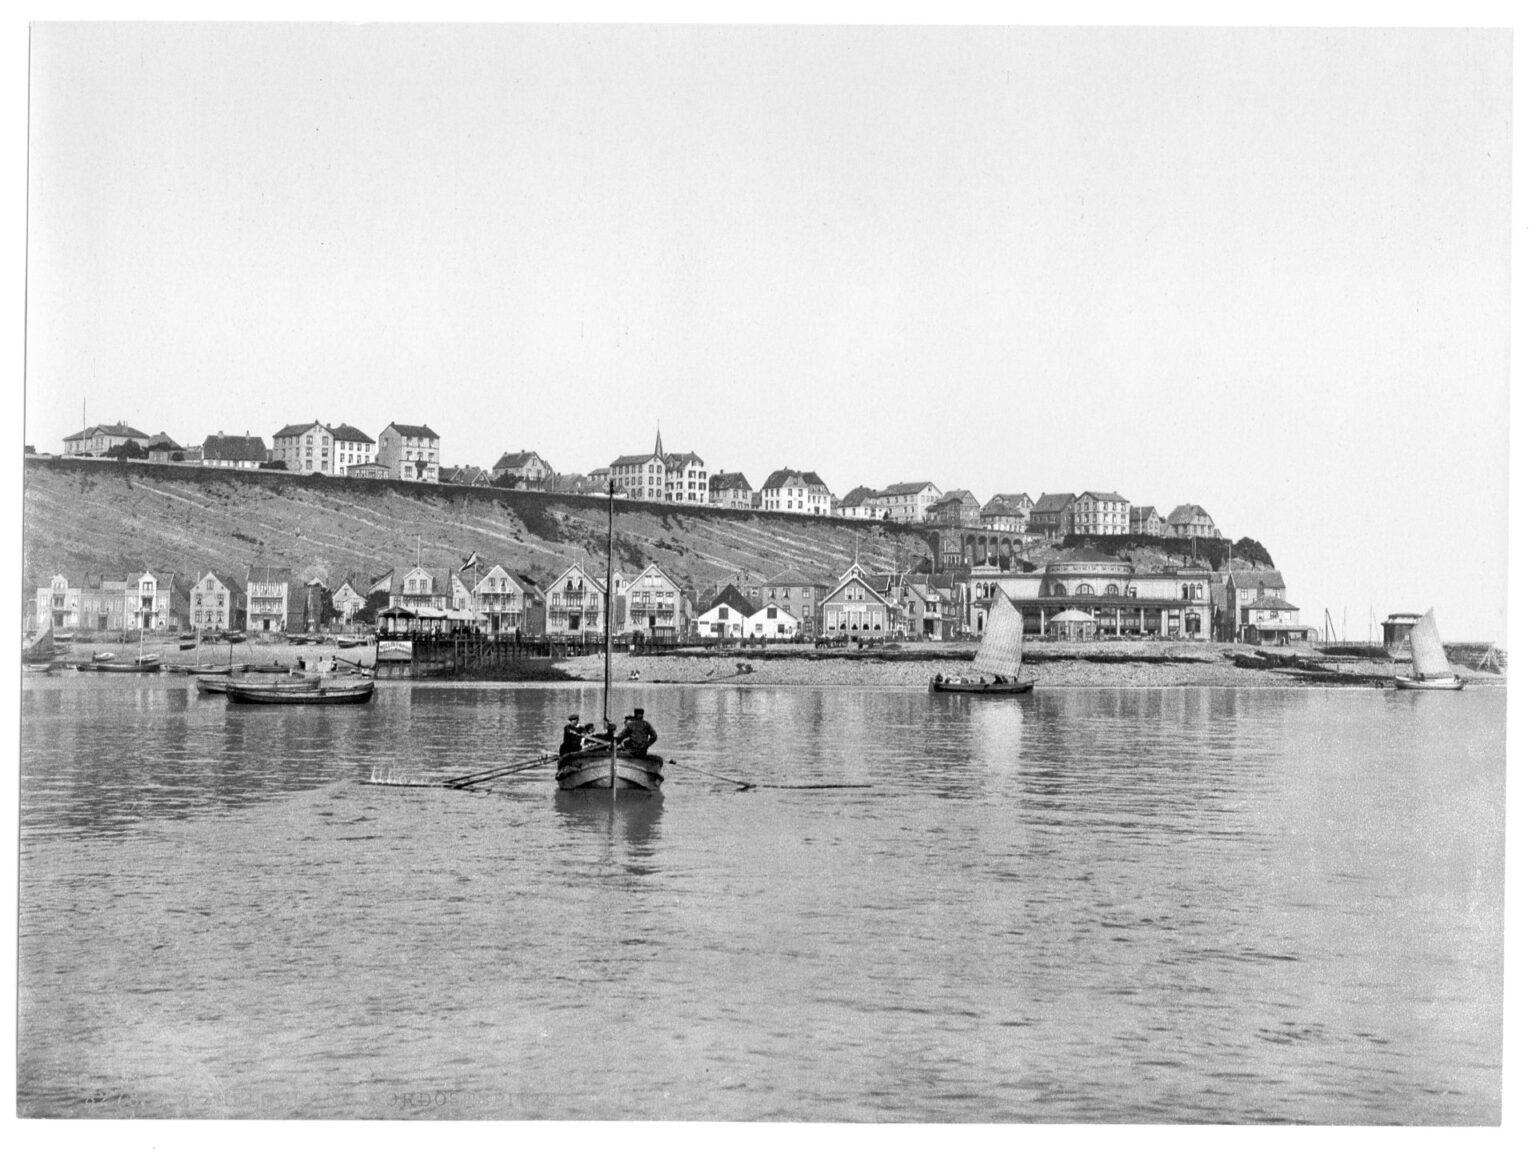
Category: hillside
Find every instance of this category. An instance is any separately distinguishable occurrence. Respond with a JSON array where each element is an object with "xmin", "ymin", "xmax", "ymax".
[
  {"xmin": 21, "ymin": 459, "xmax": 942, "ymax": 599},
  {"xmin": 21, "ymin": 459, "xmax": 1266, "ymax": 606}
]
